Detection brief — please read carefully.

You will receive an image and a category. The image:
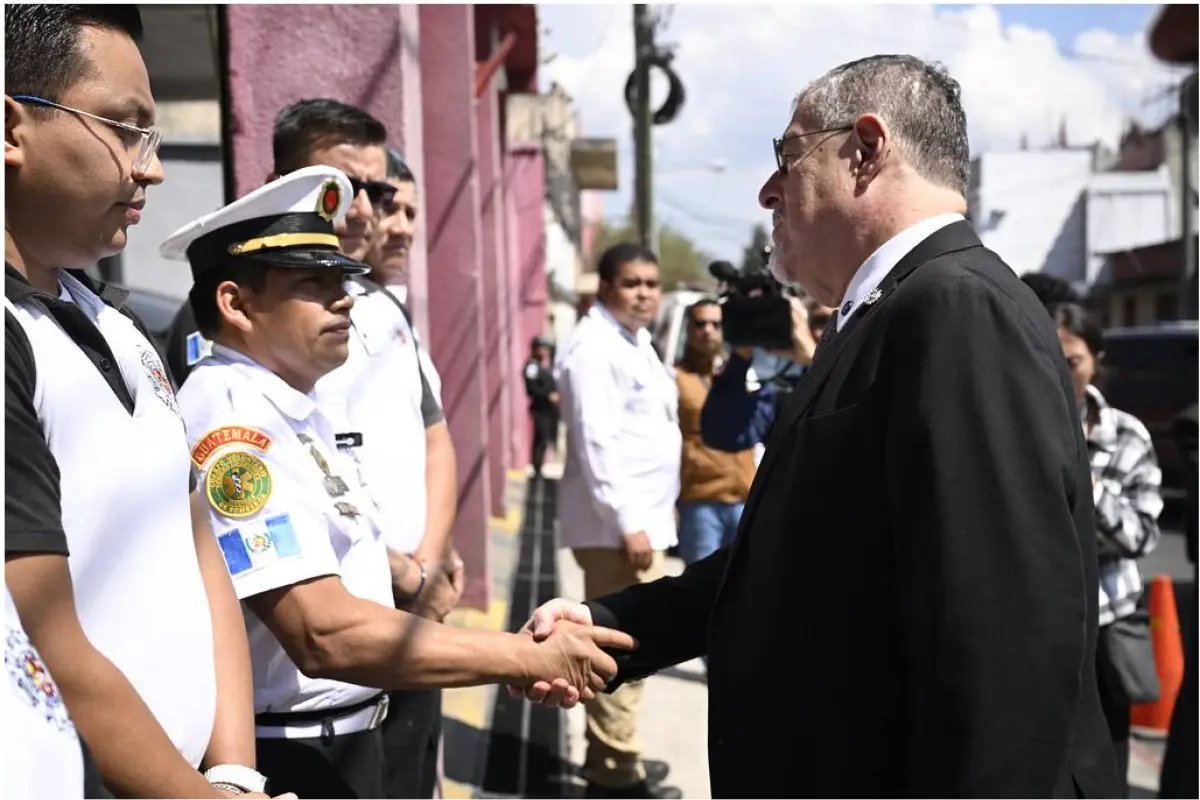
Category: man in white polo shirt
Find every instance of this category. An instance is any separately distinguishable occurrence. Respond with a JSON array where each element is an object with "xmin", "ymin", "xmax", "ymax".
[
  {"xmin": 163, "ymin": 165, "xmax": 635, "ymax": 798},
  {"xmin": 4, "ymin": 5, "xmax": 273, "ymax": 797},
  {"xmin": 555, "ymin": 242, "xmax": 682, "ymax": 799}
]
